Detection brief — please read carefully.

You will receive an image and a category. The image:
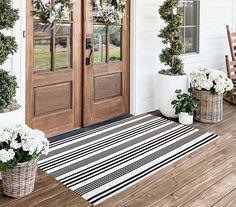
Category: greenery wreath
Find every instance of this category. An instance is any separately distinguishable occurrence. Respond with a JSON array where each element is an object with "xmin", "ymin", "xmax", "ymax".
[
  {"xmin": 93, "ymin": 0, "xmax": 126, "ymax": 25},
  {"xmin": 33, "ymin": 0, "xmax": 74, "ymax": 24}
]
